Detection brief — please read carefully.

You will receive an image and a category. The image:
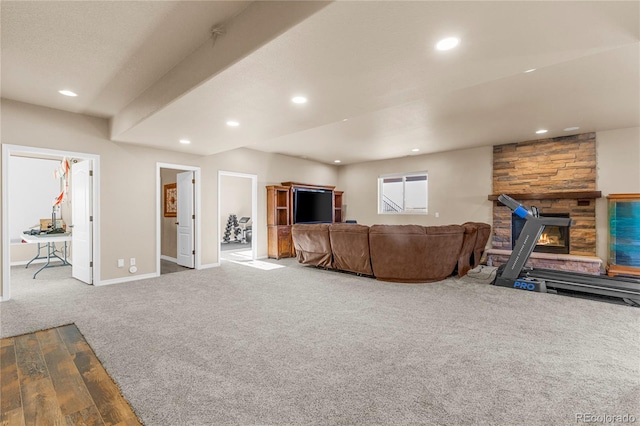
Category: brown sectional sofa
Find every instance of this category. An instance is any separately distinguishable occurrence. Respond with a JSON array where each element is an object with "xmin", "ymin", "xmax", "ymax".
[{"xmin": 291, "ymin": 222, "xmax": 490, "ymax": 283}]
